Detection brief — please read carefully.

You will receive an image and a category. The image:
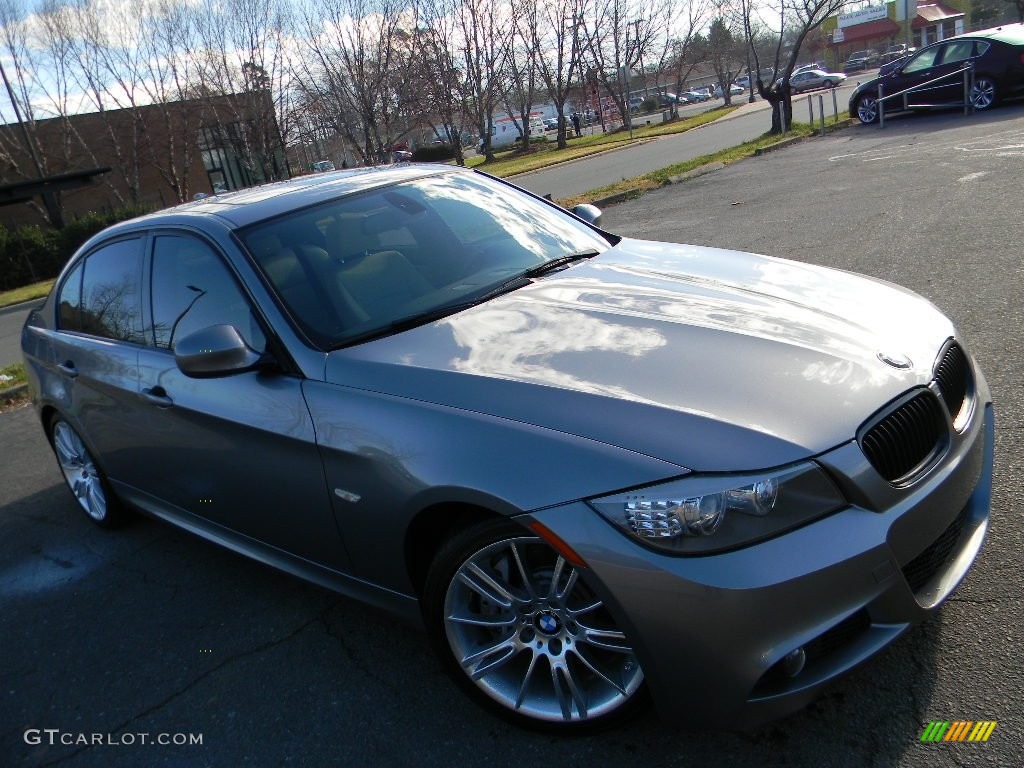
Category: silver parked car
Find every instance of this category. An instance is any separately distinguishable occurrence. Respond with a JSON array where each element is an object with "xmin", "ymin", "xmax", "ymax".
[
  {"xmin": 789, "ymin": 69, "xmax": 848, "ymax": 91},
  {"xmin": 22, "ymin": 165, "xmax": 993, "ymax": 731}
]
